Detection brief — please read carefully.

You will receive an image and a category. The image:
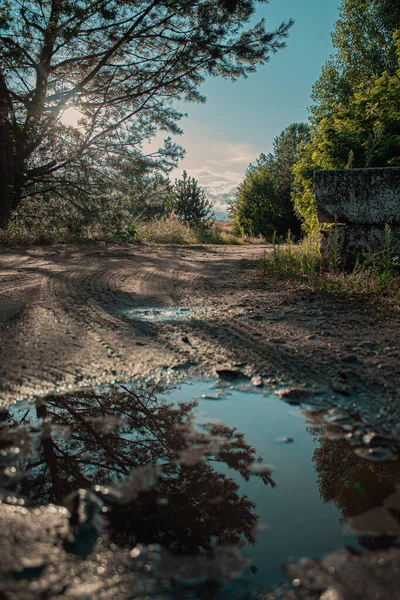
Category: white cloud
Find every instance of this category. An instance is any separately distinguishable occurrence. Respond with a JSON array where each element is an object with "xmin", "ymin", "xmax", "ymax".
[
  {"xmin": 171, "ymin": 140, "xmax": 259, "ymax": 214},
  {"xmin": 145, "ymin": 125, "xmax": 260, "ymax": 216}
]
